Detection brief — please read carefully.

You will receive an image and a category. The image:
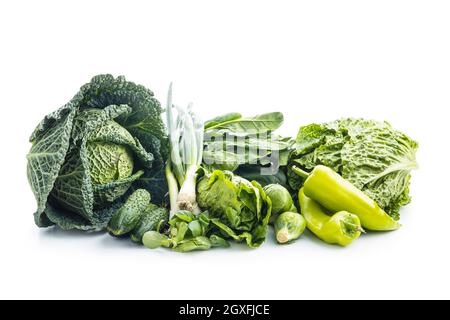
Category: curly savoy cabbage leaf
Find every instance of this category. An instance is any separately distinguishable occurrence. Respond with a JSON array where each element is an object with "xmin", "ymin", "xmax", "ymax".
[
  {"xmin": 27, "ymin": 75, "xmax": 168, "ymax": 231},
  {"xmin": 288, "ymin": 119, "xmax": 418, "ymax": 220}
]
